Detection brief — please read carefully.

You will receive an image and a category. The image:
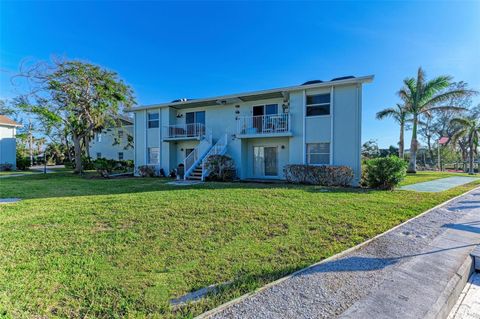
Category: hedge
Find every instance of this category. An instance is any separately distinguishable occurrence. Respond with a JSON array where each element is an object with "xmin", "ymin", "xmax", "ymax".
[{"xmin": 283, "ymin": 164, "xmax": 354, "ymax": 186}]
